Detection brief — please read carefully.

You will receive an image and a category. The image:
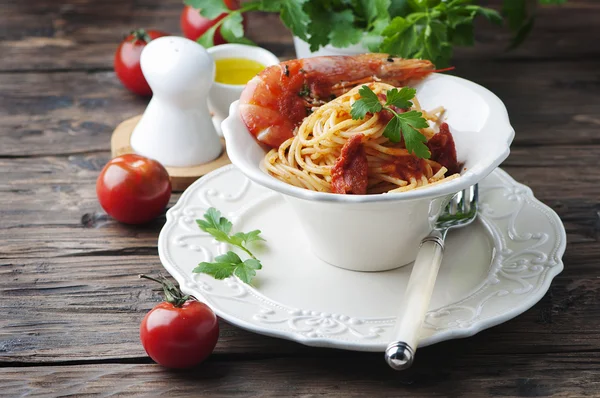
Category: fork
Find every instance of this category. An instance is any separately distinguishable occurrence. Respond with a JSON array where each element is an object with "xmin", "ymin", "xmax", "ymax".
[{"xmin": 384, "ymin": 184, "xmax": 479, "ymax": 371}]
